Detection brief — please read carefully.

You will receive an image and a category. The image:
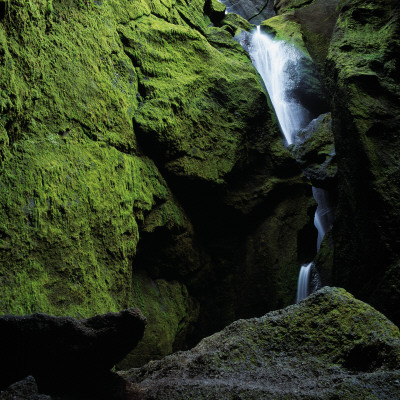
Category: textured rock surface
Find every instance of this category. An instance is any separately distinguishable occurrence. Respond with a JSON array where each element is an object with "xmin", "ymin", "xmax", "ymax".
[
  {"xmin": 0, "ymin": 0, "xmax": 314, "ymax": 367},
  {"xmin": 0, "ymin": 376, "xmax": 51, "ymax": 400},
  {"xmin": 0, "ymin": 308, "xmax": 146, "ymax": 391},
  {"xmin": 325, "ymin": 0, "xmax": 400, "ymax": 325},
  {"xmin": 274, "ymin": 0, "xmax": 339, "ymax": 72},
  {"xmin": 219, "ymin": 0, "xmax": 275, "ymax": 24},
  {"xmin": 122, "ymin": 287, "xmax": 400, "ymax": 399},
  {"xmin": 292, "ymin": 112, "xmax": 337, "ymax": 190}
]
